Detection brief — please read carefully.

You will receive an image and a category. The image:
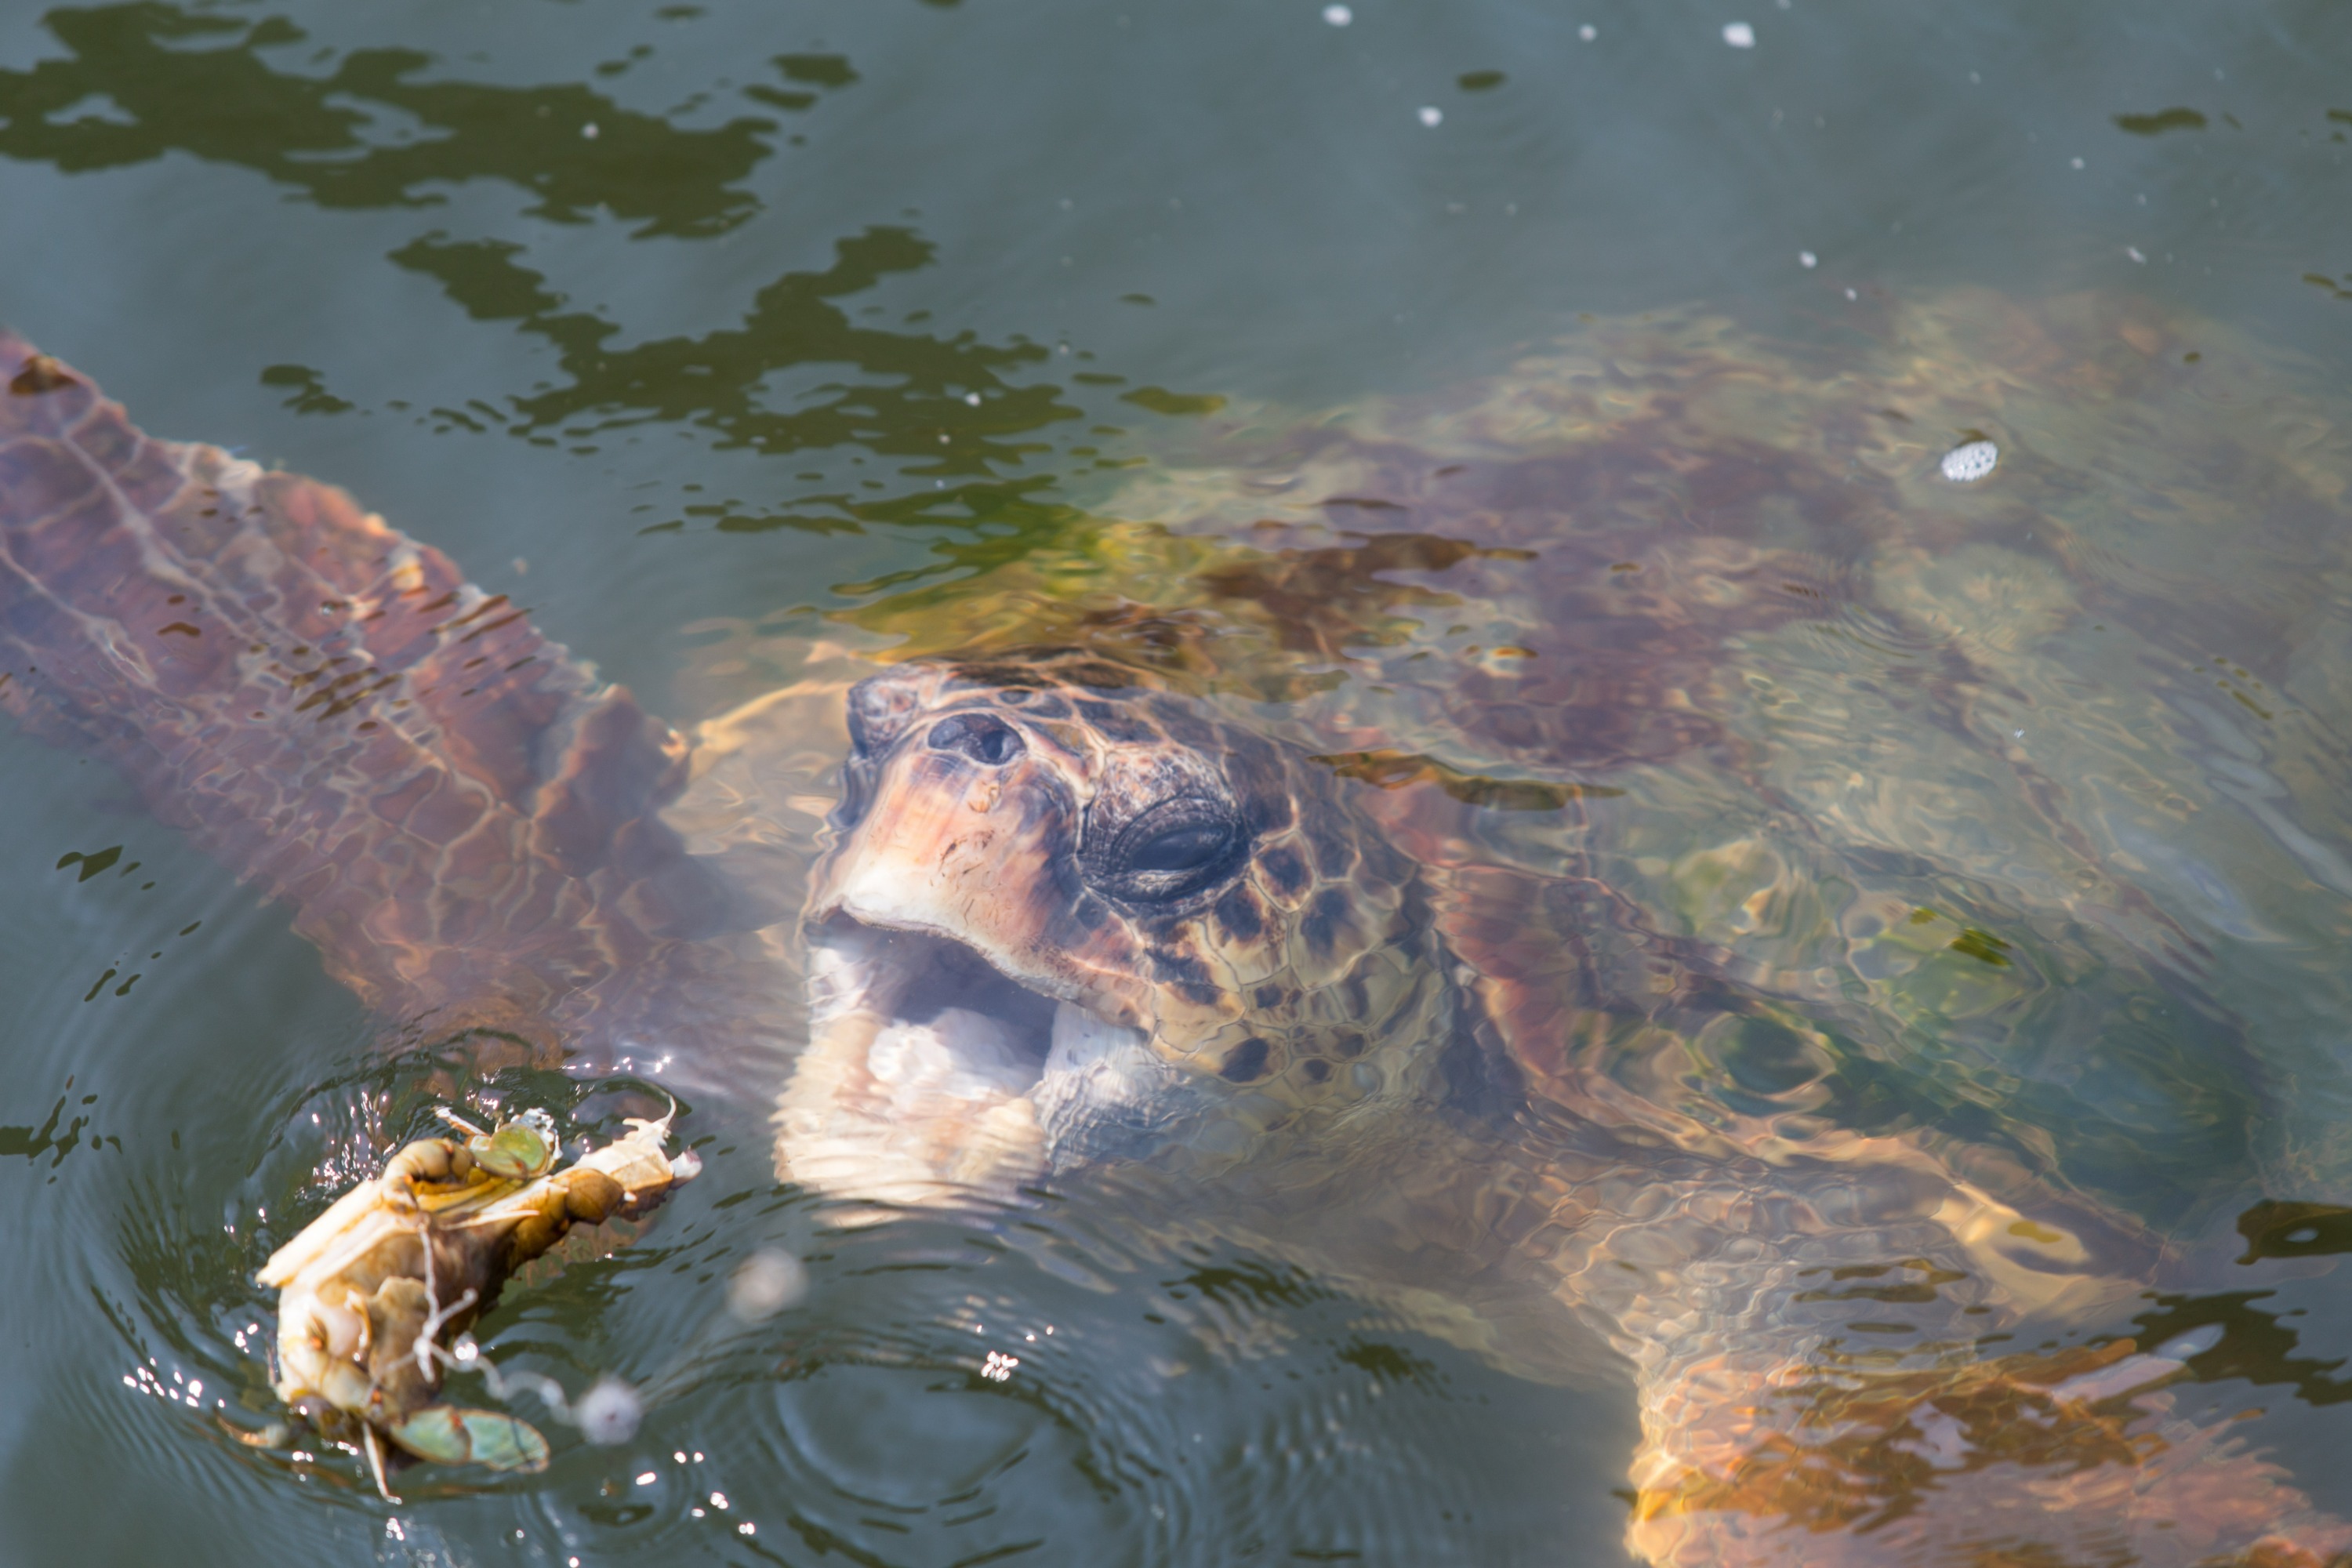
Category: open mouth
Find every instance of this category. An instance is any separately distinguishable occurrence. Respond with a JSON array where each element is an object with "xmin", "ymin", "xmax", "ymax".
[{"xmin": 805, "ymin": 912, "xmax": 1149, "ymax": 1108}]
